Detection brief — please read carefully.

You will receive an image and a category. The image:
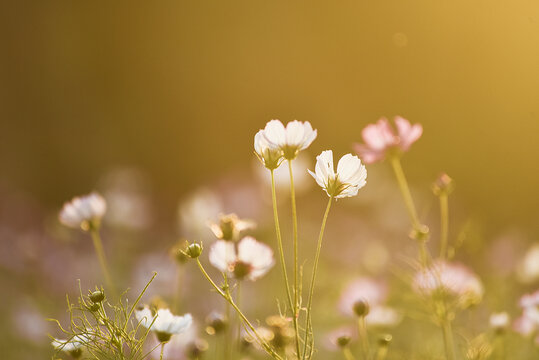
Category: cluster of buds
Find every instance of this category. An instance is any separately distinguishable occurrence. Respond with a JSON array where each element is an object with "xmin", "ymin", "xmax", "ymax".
[{"xmin": 432, "ymin": 173, "xmax": 455, "ymax": 196}]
